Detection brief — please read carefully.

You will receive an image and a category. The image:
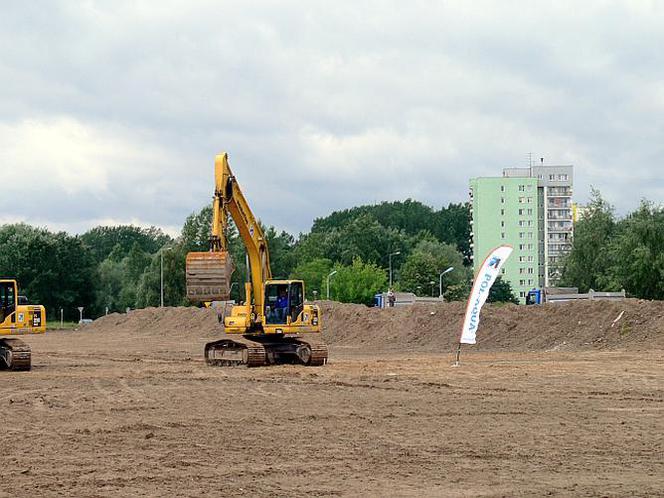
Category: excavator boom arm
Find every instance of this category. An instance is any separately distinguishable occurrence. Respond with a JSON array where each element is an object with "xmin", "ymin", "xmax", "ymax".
[{"xmin": 214, "ymin": 153, "xmax": 272, "ymax": 309}]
